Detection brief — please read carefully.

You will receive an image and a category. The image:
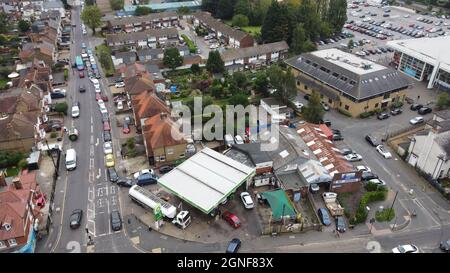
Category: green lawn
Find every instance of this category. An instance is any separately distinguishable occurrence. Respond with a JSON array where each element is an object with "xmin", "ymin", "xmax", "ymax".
[
  {"xmin": 5, "ymin": 167, "xmax": 19, "ymax": 177},
  {"xmin": 181, "ymin": 34, "xmax": 197, "ymax": 53},
  {"xmin": 95, "ymin": 45, "xmax": 115, "ymax": 77},
  {"xmin": 241, "ymin": 26, "xmax": 261, "ymax": 35},
  {"xmin": 0, "ymin": 78, "xmax": 8, "ymax": 90}
]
